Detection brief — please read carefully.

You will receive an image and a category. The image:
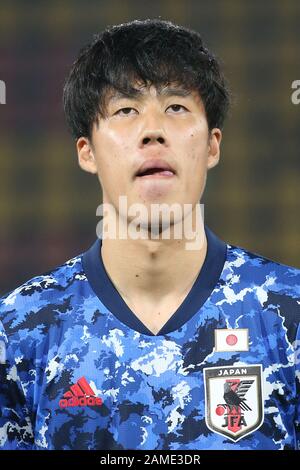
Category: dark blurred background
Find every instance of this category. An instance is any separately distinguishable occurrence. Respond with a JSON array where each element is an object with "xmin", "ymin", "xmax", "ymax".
[{"xmin": 0, "ymin": 0, "xmax": 299, "ymax": 295}]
